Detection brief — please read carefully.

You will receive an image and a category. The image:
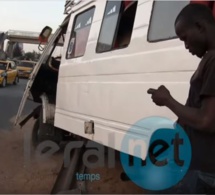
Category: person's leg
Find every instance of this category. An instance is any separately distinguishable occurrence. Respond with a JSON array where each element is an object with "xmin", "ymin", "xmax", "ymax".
[
  {"xmin": 150, "ymin": 171, "xmax": 215, "ymax": 194},
  {"xmin": 148, "ymin": 170, "xmax": 199, "ymax": 194},
  {"xmin": 196, "ymin": 171, "xmax": 215, "ymax": 194}
]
